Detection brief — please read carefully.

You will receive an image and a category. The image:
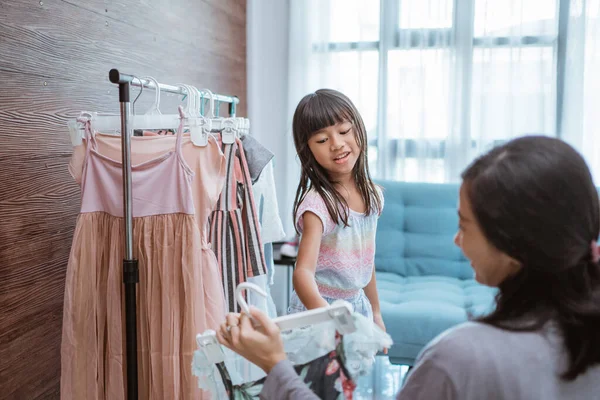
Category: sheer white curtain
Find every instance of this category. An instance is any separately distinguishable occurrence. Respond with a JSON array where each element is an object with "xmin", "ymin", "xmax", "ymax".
[
  {"xmin": 469, "ymin": 0, "xmax": 556, "ymax": 150},
  {"xmin": 287, "ymin": 0, "xmax": 558, "ymax": 191},
  {"xmin": 386, "ymin": 0, "xmax": 463, "ymax": 183},
  {"xmin": 563, "ymin": 0, "xmax": 600, "ymax": 184},
  {"xmin": 282, "ymin": 0, "xmax": 379, "ymax": 234}
]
